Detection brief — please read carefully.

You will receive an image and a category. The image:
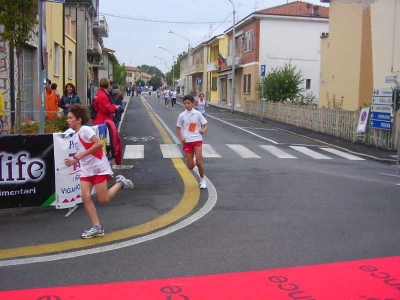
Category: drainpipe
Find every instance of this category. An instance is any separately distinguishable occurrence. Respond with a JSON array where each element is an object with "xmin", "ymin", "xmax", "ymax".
[{"xmin": 62, "ymin": 2, "xmax": 66, "ymax": 90}]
